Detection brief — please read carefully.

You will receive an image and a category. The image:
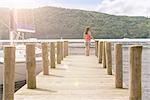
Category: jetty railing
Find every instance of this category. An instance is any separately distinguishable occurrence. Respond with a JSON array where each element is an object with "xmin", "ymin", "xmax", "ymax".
[
  {"xmin": 1, "ymin": 39, "xmax": 144, "ymax": 100},
  {"xmin": 96, "ymin": 40, "xmax": 143, "ymax": 100},
  {"xmin": 2, "ymin": 40, "xmax": 69, "ymax": 100}
]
